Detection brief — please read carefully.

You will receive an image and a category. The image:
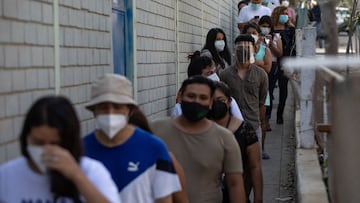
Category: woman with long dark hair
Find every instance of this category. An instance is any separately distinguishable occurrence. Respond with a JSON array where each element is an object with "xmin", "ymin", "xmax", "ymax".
[
  {"xmin": 258, "ymin": 15, "xmax": 283, "ymax": 133},
  {"xmin": 201, "ymin": 28, "xmax": 232, "ymax": 74},
  {"xmin": 0, "ymin": 96, "xmax": 119, "ymax": 203},
  {"xmin": 208, "ymin": 81, "xmax": 263, "ymax": 203}
]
